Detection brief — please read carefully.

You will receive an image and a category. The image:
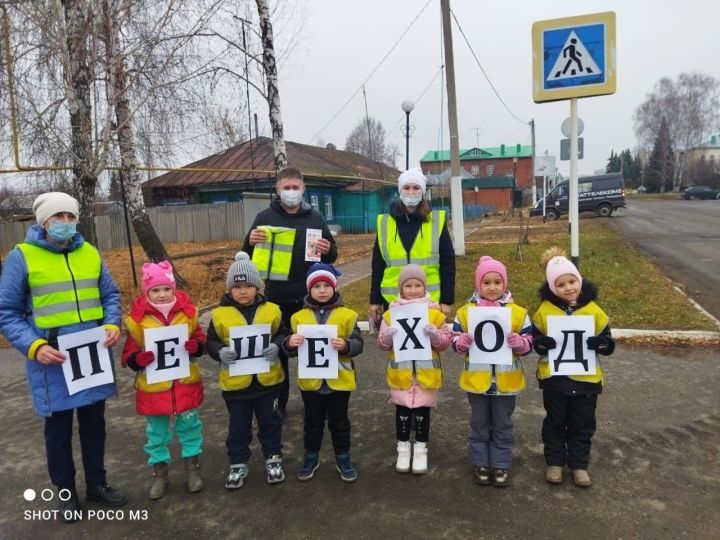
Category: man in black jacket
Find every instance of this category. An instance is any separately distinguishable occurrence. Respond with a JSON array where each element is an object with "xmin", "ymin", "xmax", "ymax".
[{"xmin": 242, "ymin": 167, "xmax": 338, "ymax": 416}]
